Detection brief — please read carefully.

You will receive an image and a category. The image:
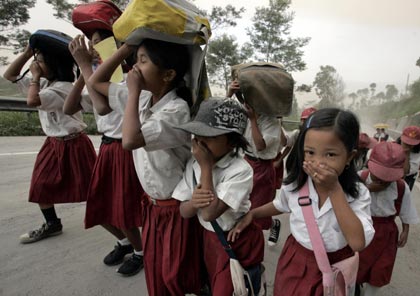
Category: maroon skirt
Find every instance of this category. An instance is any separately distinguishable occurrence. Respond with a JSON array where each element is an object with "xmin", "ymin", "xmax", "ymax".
[
  {"xmin": 29, "ymin": 134, "xmax": 96, "ymax": 204},
  {"xmin": 357, "ymin": 216, "xmax": 398, "ymax": 287},
  {"xmin": 274, "ymin": 235, "xmax": 354, "ymax": 296},
  {"xmin": 246, "ymin": 156, "xmax": 276, "ymax": 229},
  {"xmin": 84, "ymin": 141, "xmax": 144, "ymax": 229},
  {"xmin": 203, "ymin": 222, "xmax": 264, "ymax": 296},
  {"xmin": 141, "ymin": 195, "xmax": 203, "ymax": 296}
]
